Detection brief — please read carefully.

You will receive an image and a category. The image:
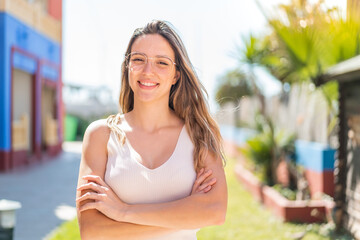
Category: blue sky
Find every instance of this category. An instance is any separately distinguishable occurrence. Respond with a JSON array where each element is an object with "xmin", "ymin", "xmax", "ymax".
[{"xmin": 62, "ymin": 0, "xmax": 346, "ymax": 110}]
